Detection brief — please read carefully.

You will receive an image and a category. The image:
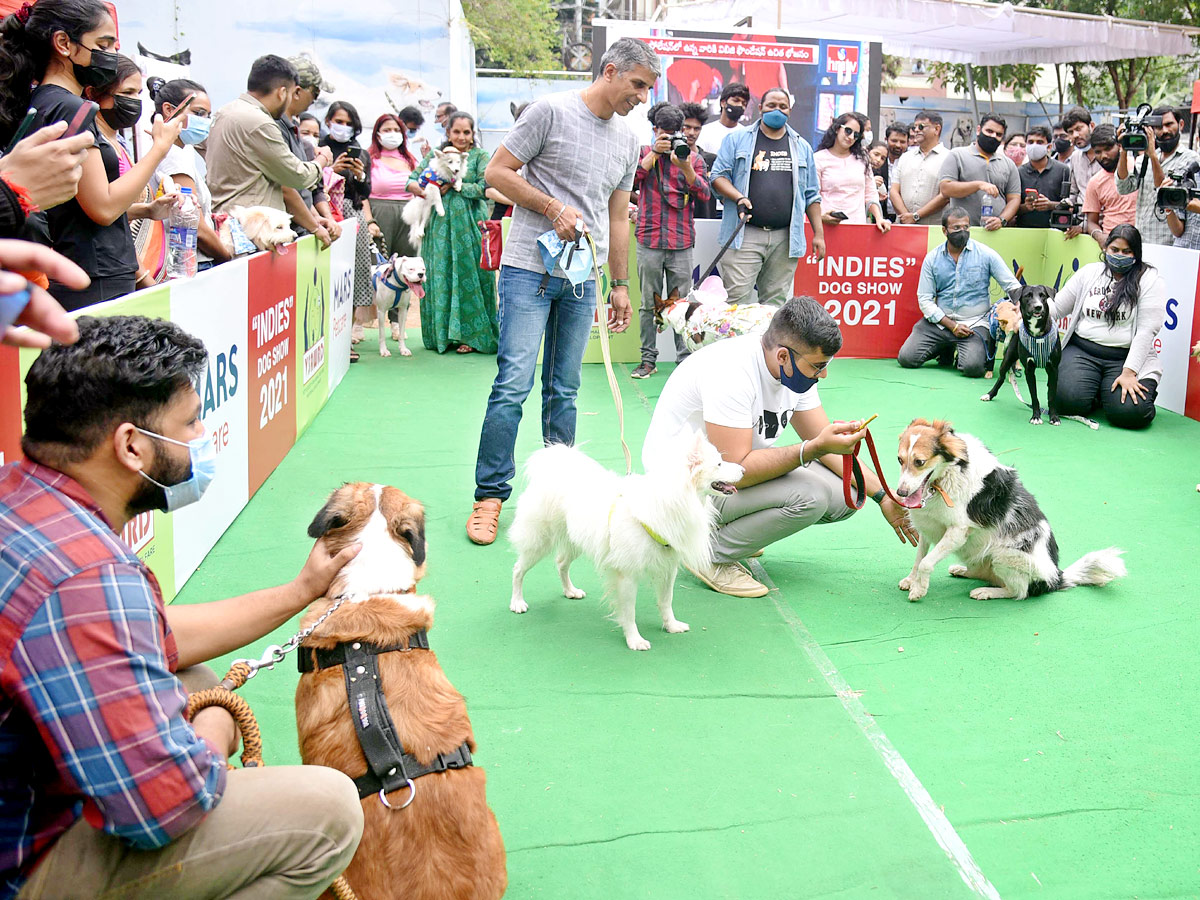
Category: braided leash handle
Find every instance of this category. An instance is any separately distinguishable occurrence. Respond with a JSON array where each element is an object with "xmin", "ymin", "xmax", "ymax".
[{"xmin": 185, "ymin": 686, "xmax": 264, "ymax": 768}]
